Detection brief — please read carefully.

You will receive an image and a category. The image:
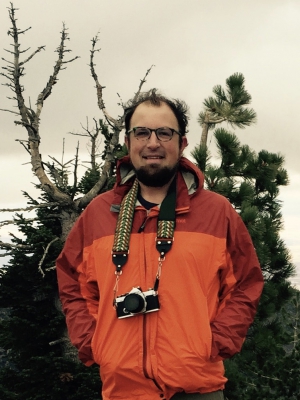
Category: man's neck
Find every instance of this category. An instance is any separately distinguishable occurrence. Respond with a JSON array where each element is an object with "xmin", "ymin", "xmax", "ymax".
[{"xmin": 138, "ymin": 180, "xmax": 173, "ymax": 204}]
